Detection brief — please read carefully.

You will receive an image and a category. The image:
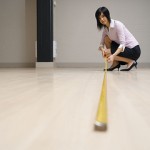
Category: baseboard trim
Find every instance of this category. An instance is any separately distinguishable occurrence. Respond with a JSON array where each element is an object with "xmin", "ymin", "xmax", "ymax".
[
  {"xmin": 55, "ymin": 63, "xmax": 102, "ymax": 68},
  {"xmin": 0, "ymin": 62, "xmax": 150, "ymax": 68},
  {"xmin": 137, "ymin": 63, "xmax": 150, "ymax": 68},
  {"xmin": 55, "ymin": 62, "xmax": 150, "ymax": 68},
  {"xmin": 0, "ymin": 63, "xmax": 35, "ymax": 68},
  {"xmin": 36, "ymin": 62, "xmax": 54, "ymax": 68}
]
